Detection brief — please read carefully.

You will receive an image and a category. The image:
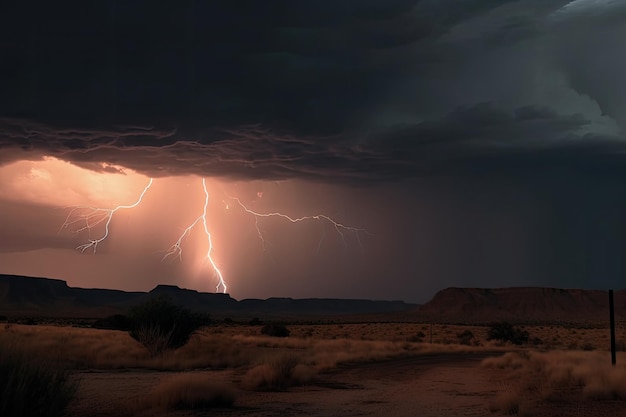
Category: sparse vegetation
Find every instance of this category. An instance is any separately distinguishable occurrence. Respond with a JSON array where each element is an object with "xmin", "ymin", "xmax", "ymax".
[
  {"xmin": 407, "ymin": 330, "xmax": 426, "ymax": 343},
  {"xmin": 1, "ymin": 315, "xmax": 623, "ymax": 416},
  {"xmin": 92, "ymin": 314, "xmax": 133, "ymax": 331},
  {"xmin": 483, "ymin": 350, "xmax": 626, "ymax": 414},
  {"xmin": 457, "ymin": 330, "xmax": 475, "ymax": 345},
  {"xmin": 581, "ymin": 342, "xmax": 595, "ymax": 351},
  {"xmin": 248, "ymin": 317, "xmax": 262, "ymax": 325},
  {"xmin": 0, "ymin": 344, "xmax": 76, "ymax": 417},
  {"xmin": 488, "ymin": 389, "xmax": 521, "ymax": 416},
  {"xmin": 241, "ymin": 354, "xmax": 316, "ymax": 391},
  {"xmin": 487, "ymin": 322, "xmax": 529, "ymax": 345},
  {"xmin": 261, "ymin": 323, "xmax": 290, "ymax": 338}
]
